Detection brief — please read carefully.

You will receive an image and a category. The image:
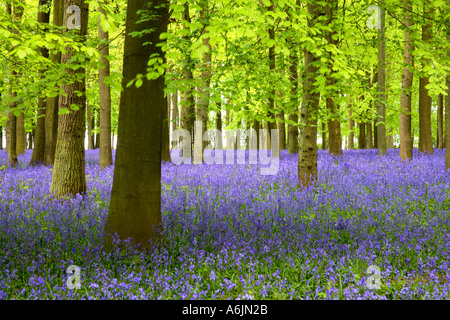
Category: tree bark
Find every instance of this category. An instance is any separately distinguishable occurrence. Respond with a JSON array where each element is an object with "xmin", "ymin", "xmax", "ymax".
[
  {"xmin": 419, "ymin": 2, "xmax": 434, "ymax": 154},
  {"xmin": 180, "ymin": 2, "xmax": 195, "ymax": 154},
  {"xmin": 267, "ymin": 4, "xmax": 278, "ymax": 157},
  {"xmin": 437, "ymin": 93, "xmax": 444, "ymax": 149},
  {"xmin": 288, "ymin": 48, "xmax": 299, "ymax": 154},
  {"xmin": 399, "ymin": 0, "xmax": 414, "ymax": 160},
  {"xmin": 376, "ymin": 1, "xmax": 387, "ymax": 156},
  {"xmin": 87, "ymin": 105, "xmax": 95, "ymax": 149},
  {"xmin": 0, "ymin": 126, "xmax": 2, "ymax": 150},
  {"xmin": 105, "ymin": 0, "xmax": 168, "ymax": 251},
  {"xmin": 298, "ymin": 2, "xmax": 322, "ymax": 187},
  {"xmin": 347, "ymin": 108, "xmax": 354, "ymax": 150},
  {"xmin": 322, "ymin": 122, "xmax": 327, "ymax": 150},
  {"xmin": 216, "ymin": 102, "xmax": 223, "ymax": 150},
  {"xmin": 50, "ymin": 0, "xmax": 88, "ymax": 197},
  {"xmin": 446, "ymin": 0, "xmax": 450, "ymax": 169},
  {"xmin": 358, "ymin": 122, "xmax": 366, "ymax": 150},
  {"xmin": 45, "ymin": 0, "xmax": 63, "ymax": 166},
  {"xmin": 366, "ymin": 121, "xmax": 373, "ymax": 149},
  {"xmin": 98, "ymin": 1, "xmax": 113, "ymax": 167},
  {"xmin": 30, "ymin": 0, "xmax": 51, "ymax": 165}
]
